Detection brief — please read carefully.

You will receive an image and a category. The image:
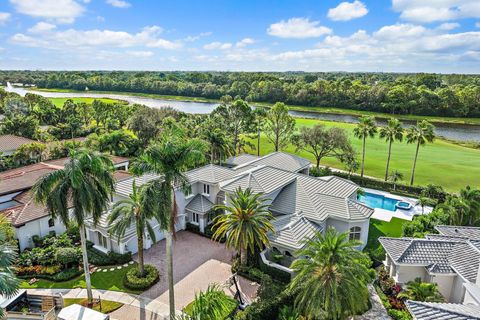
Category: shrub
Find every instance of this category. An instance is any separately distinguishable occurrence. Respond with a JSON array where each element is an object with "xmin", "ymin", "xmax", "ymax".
[
  {"xmin": 56, "ymin": 247, "xmax": 82, "ymax": 268},
  {"xmin": 108, "ymin": 251, "xmax": 132, "ymax": 265},
  {"xmin": 259, "ymin": 260, "xmax": 291, "ymax": 283},
  {"xmin": 388, "ymin": 309, "xmax": 412, "ymax": 320},
  {"xmin": 15, "ymin": 265, "xmax": 61, "ymax": 276},
  {"xmin": 52, "ymin": 267, "xmax": 82, "ymax": 282},
  {"xmin": 124, "ymin": 265, "xmax": 159, "ymax": 290},
  {"xmin": 32, "ymin": 235, "xmax": 42, "ymax": 247},
  {"xmin": 186, "ymin": 222, "xmax": 200, "ymax": 234},
  {"xmin": 309, "ymin": 166, "xmax": 333, "ymax": 177},
  {"xmin": 87, "ymin": 247, "xmax": 132, "ymax": 266},
  {"xmin": 234, "ymin": 286, "xmax": 296, "ymax": 320}
]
